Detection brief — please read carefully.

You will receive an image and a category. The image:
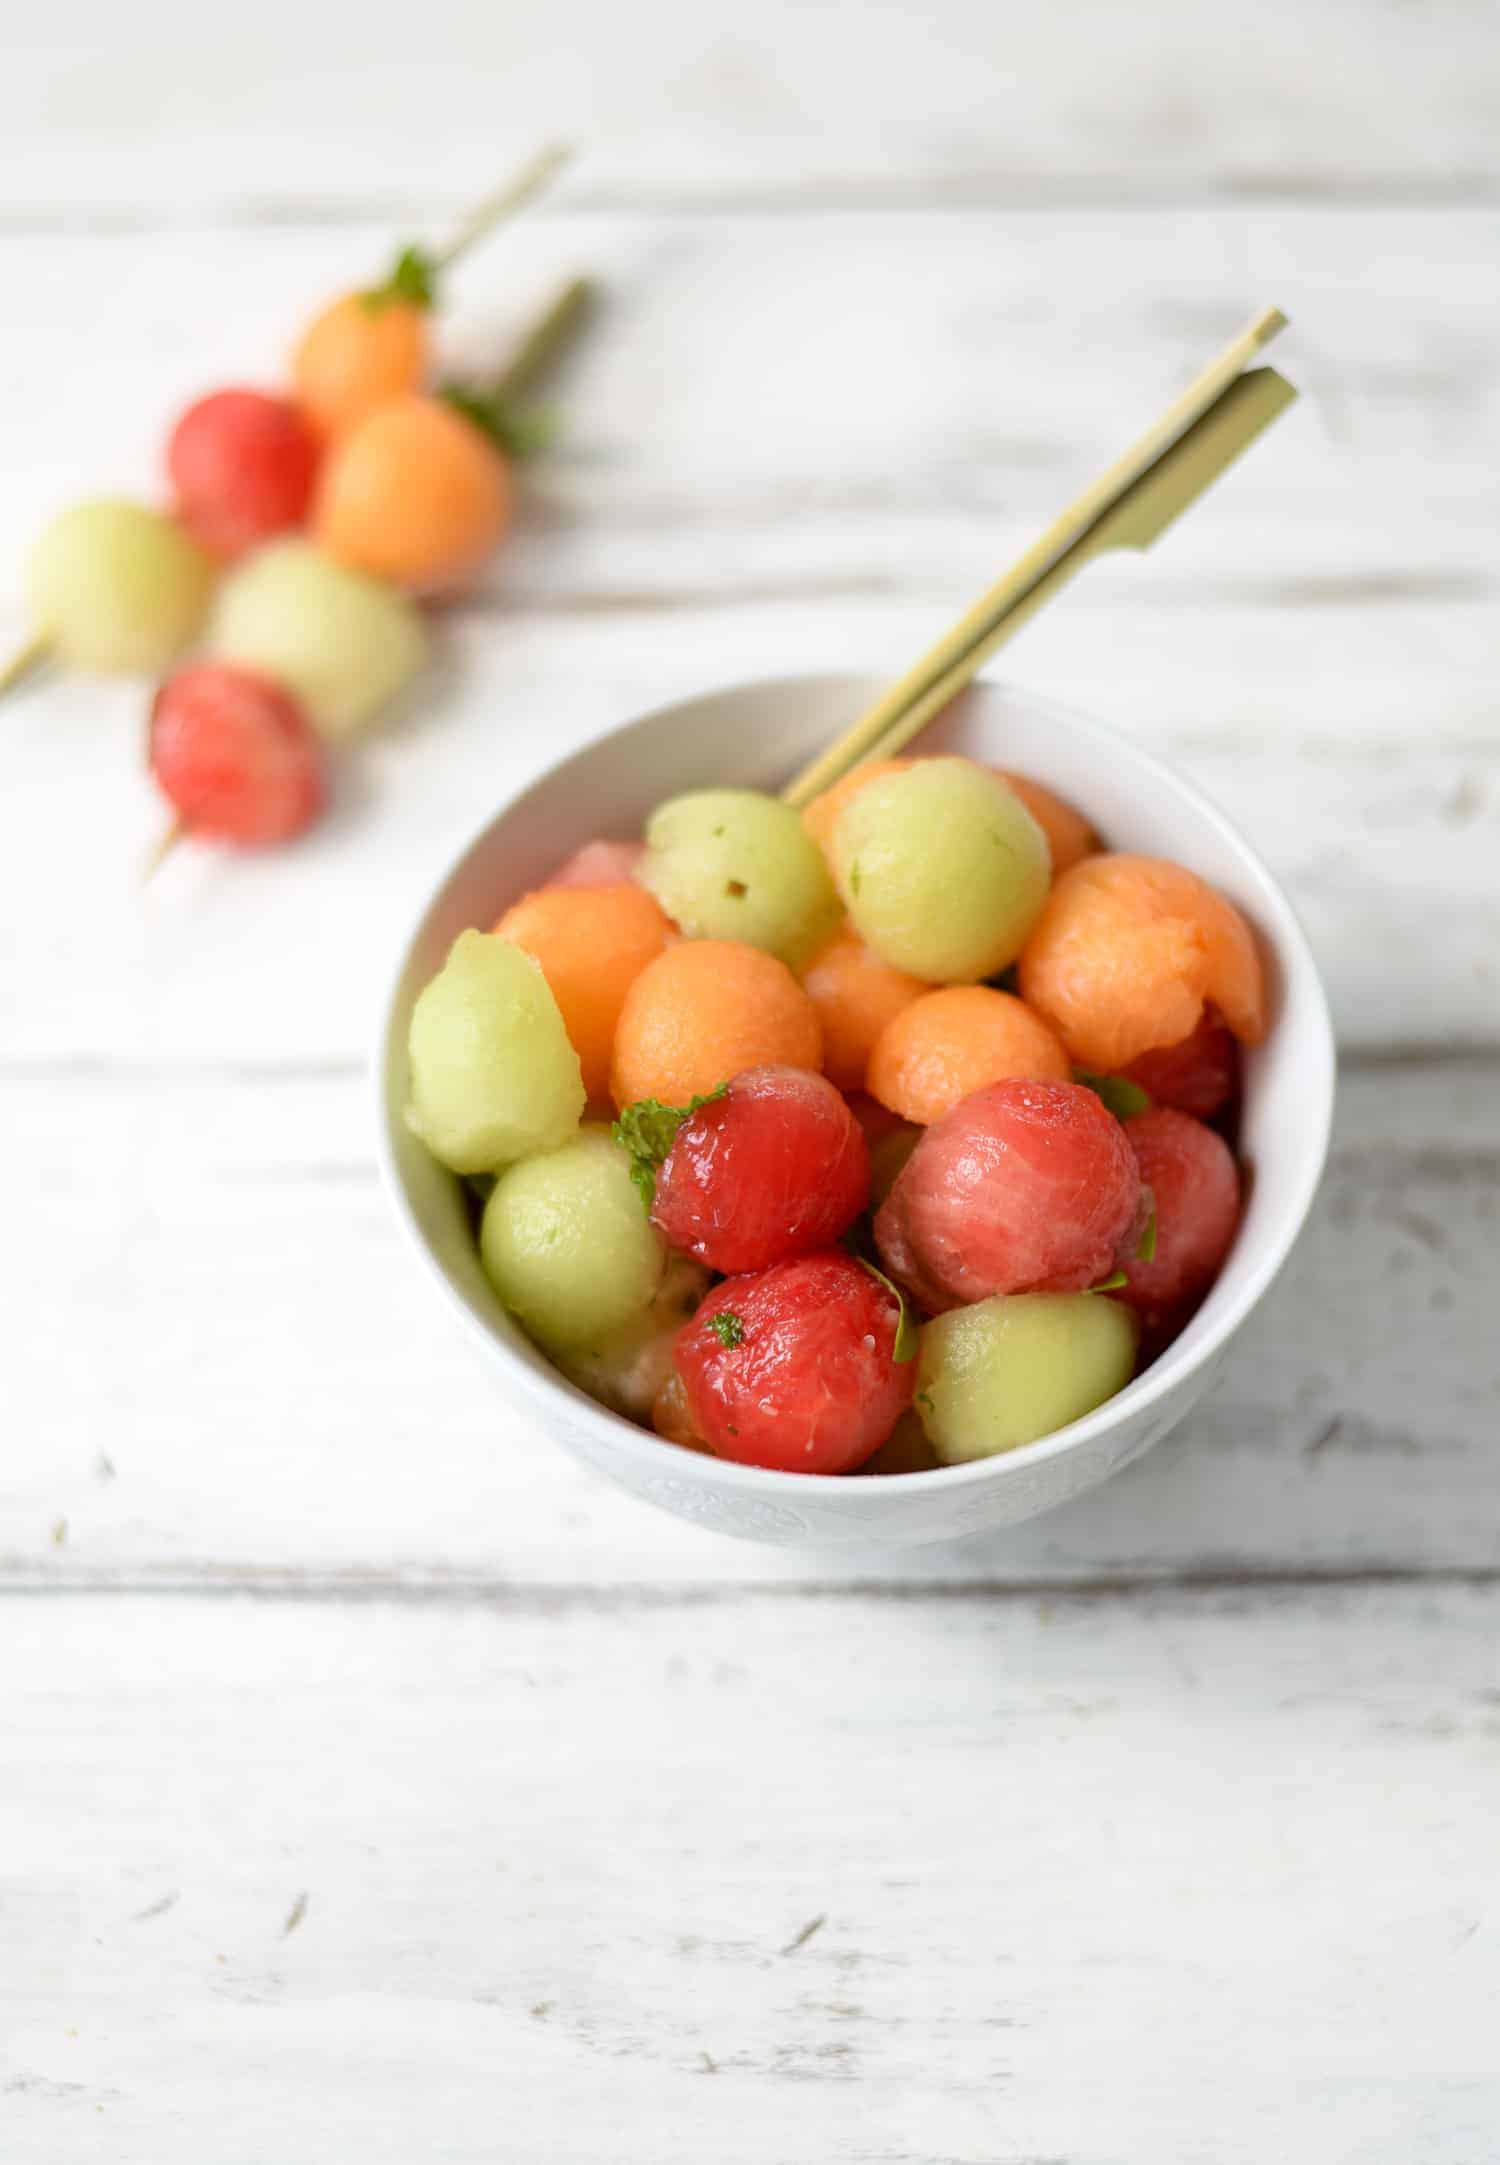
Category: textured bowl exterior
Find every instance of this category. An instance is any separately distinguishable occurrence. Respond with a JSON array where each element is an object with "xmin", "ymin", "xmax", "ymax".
[{"xmin": 375, "ymin": 675, "xmax": 1335, "ymax": 1549}]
